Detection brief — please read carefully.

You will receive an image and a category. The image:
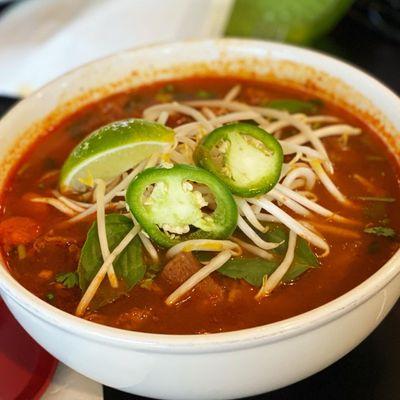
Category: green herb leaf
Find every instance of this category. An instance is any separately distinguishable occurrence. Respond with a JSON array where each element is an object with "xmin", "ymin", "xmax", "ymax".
[
  {"xmin": 218, "ymin": 224, "xmax": 319, "ymax": 286},
  {"xmin": 263, "ymin": 224, "xmax": 319, "ymax": 281},
  {"xmin": 56, "ymin": 271, "xmax": 79, "ymax": 288},
  {"xmin": 78, "ymin": 214, "xmax": 146, "ymax": 291},
  {"xmin": 219, "ymin": 258, "xmax": 278, "ymax": 286},
  {"xmin": 160, "ymin": 84, "xmax": 175, "ymax": 93},
  {"xmin": 358, "ymin": 196, "xmax": 395, "ymax": 203},
  {"xmin": 193, "ymin": 251, "xmax": 214, "ymax": 263},
  {"xmin": 263, "ymin": 99, "xmax": 323, "ymax": 114},
  {"xmin": 45, "ymin": 292, "xmax": 55, "ymax": 302},
  {"xmin": 364, "ymin": 226, "xmax": 396, "ymax": 238},
  {"xmin": 196, "ymin": 90, "xmax": 214, "ymax": 99}
]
